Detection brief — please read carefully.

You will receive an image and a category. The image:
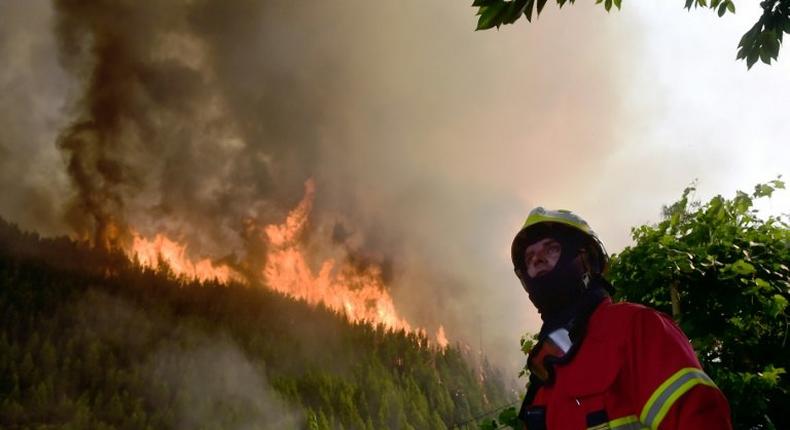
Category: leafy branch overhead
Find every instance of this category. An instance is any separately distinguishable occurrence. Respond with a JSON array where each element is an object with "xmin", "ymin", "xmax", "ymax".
[{"xmin": 473, "ymin": 0, "xmax": 790, "ymax": 68}]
